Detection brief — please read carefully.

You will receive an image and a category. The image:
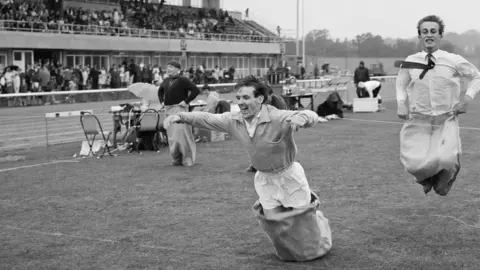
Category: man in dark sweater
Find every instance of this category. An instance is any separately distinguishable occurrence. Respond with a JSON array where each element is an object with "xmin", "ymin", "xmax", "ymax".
[
  {"xmin": 158, "ymin": 61, "xmax": 200, "ymax": 166},
  {"xmin": 353, "ymin": 61, "xmax": 370, "ymax": 98}
]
